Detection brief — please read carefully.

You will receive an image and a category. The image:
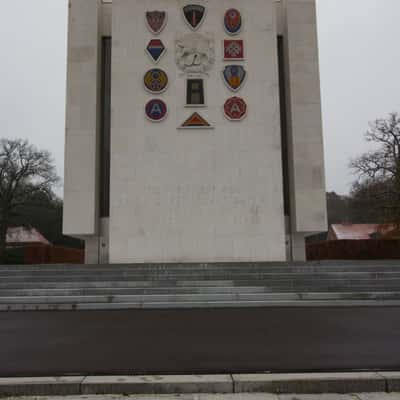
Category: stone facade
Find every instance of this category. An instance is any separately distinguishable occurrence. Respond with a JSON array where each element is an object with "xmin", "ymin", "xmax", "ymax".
[{"xmin": 63, "ymin": 0, "xmax": 327, "ymax": 263}]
